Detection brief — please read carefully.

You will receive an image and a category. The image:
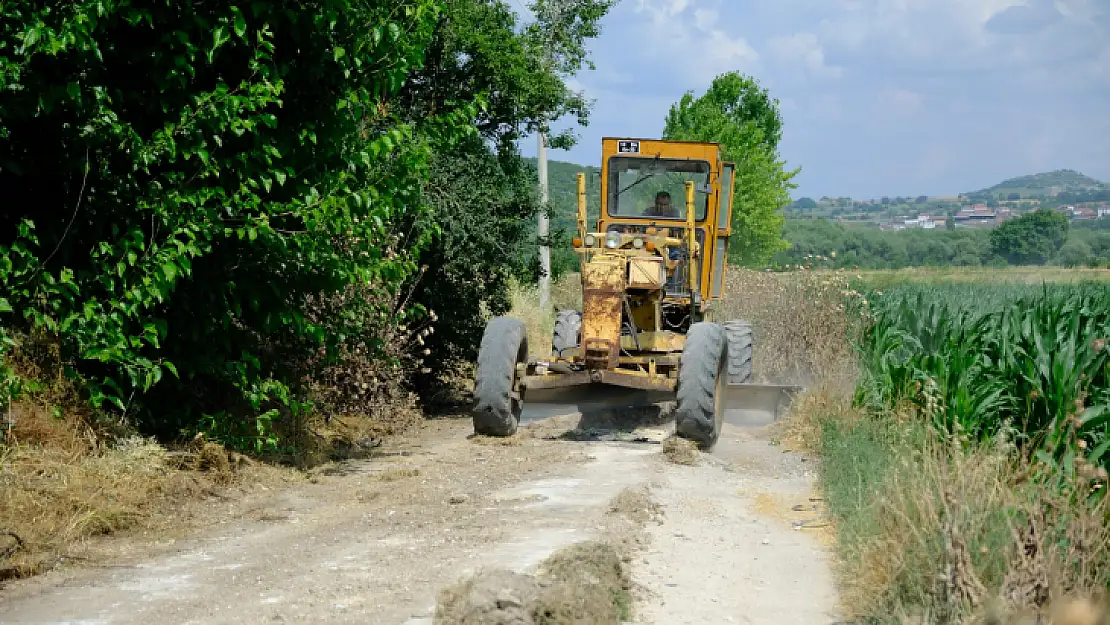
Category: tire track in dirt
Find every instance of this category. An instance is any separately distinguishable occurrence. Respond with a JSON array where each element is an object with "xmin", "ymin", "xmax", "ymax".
[{"xmin": 0, "ymin": 413, "xmax": 839, "ymax": 624}]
